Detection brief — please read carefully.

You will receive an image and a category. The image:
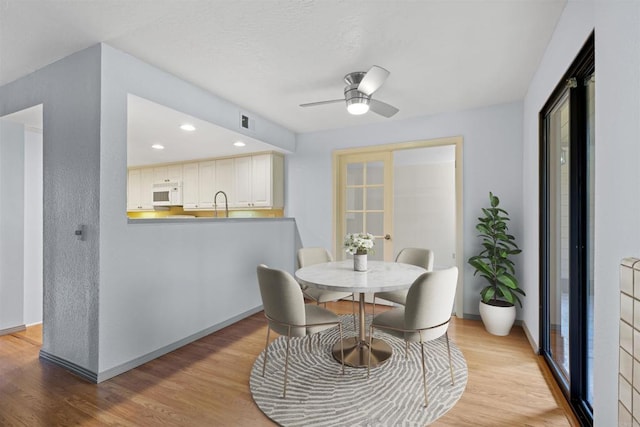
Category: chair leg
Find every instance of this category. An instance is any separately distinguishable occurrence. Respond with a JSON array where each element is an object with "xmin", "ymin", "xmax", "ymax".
[
  {"xmin": 283, "ymin": 326, "xmax": 292, "ymax": 398},
  {"xmin": 261, "ymin": 326, "xmax": 271, "ymax": 377},
  {"xmin": 419, "ymin": 331, "xmax": 428, "ymax": 407},
  {"xmin": 405, "ymin": 340, "xmax": 410, "ymax": 359},
  {"xmin": 445, "ymin": 331, "xmax": 454, "ymax": 385},
  {"xmin": 338, "ymin": 323, "xmax": 345, "ymax": 375},
  {"xmin": 308, "ymin": 334, "xmax": 312, "ymax": 352},
  {"xmin": 367, "ymin": 324, "xmax": 374, "ymax": 378},
  {"xmin": 372, "ymin": 294, "xmax": 376, "ymax": 317}
]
